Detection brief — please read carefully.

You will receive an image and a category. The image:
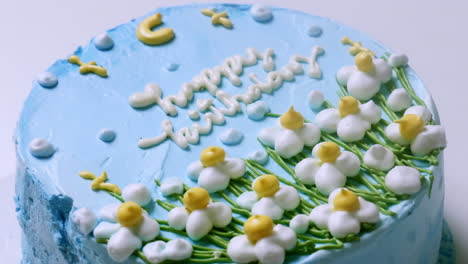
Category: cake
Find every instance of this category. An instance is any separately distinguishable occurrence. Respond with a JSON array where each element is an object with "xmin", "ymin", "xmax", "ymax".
[{"xmin": 15, "ymin": 3, "xmax": 447, "ymax": 264}]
